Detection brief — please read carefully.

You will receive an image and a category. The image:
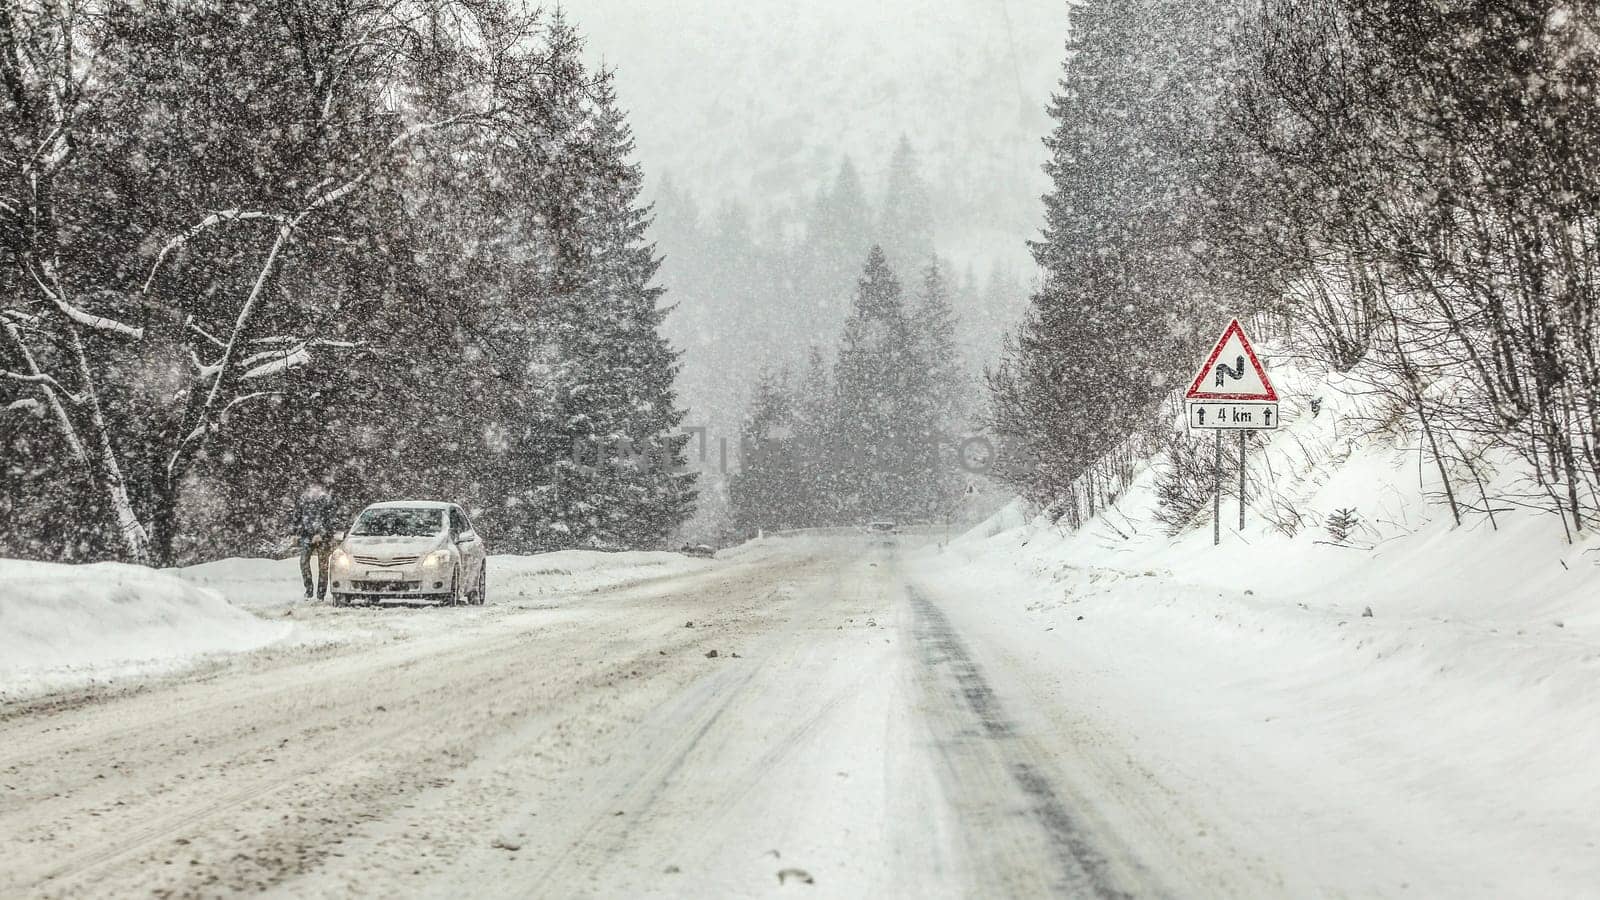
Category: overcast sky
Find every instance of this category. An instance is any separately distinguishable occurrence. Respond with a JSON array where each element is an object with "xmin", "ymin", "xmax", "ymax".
[{"xmin": 562, "ymin": 0, "xmax": 1070, "ymax": 267}]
